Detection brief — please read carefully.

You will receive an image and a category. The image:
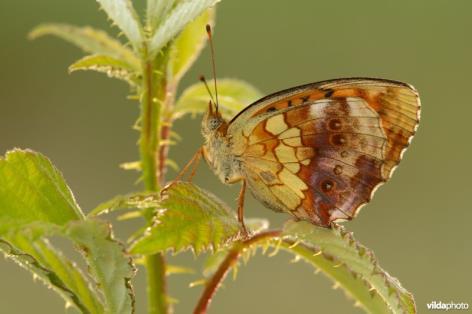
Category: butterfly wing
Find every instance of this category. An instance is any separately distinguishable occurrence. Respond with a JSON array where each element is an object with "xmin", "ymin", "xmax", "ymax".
[{"xmin": 227, "ymin": 78, "xmax": 420, "ymax": 226}]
